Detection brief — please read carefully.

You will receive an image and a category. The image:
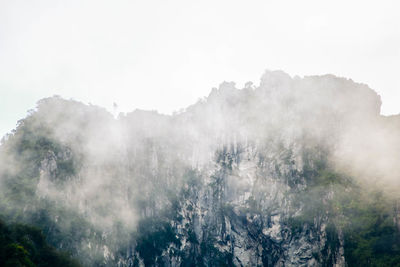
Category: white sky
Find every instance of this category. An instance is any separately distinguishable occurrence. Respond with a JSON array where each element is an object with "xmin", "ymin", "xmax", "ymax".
[{"xmin": 1, "ymin": 0, "xmax": 400, "ymax": 138}]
